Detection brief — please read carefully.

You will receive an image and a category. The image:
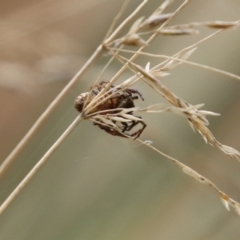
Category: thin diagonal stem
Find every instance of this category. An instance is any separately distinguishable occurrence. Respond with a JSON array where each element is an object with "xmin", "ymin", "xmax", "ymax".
[{"xmin": 0, "ymin": 114, "xmax": 83, "ymax": 215}]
